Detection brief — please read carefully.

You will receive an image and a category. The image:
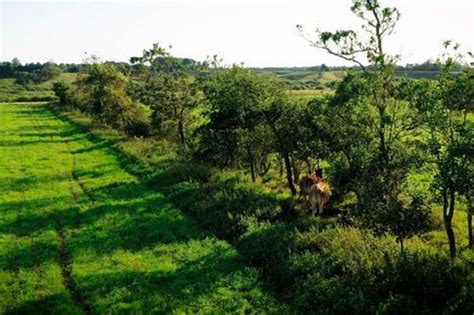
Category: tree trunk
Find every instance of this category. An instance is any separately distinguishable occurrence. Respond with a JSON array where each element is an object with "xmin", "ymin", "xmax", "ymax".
[
  {"xmin": 177, "ymin": 115, "xmax": 186, "ymax": 145},
  {"xmin": 291, "ymin": 155, "xmax": 299, "ymax": 184},
  {"xmin": 283, "ymin": 151, "xmax": 297, "ymax": 196},
  {"xmin": 398, "ymin": 238, "xmax": 405, "ymax": 255},
  {"xmin": 279, "ymin": 159, "xmax": 283, "ymax": 177},
  {"xmin": 468, "ymin": 211, "xmax": 473, "ymax": 249},
  {"xmin": 261, "ymin": 158, "xmax": 271, "ymax": 176},
  {"xmin": 443, "ymin": 186, "xmax": 456, "ymax": 260},
  {"xmin": 444, "ymin": 219, "xmax": 456, "ymax": 259},
  {"xmin": 247, "ymin": 145, "xmax": 256, "ymax": 182}
]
